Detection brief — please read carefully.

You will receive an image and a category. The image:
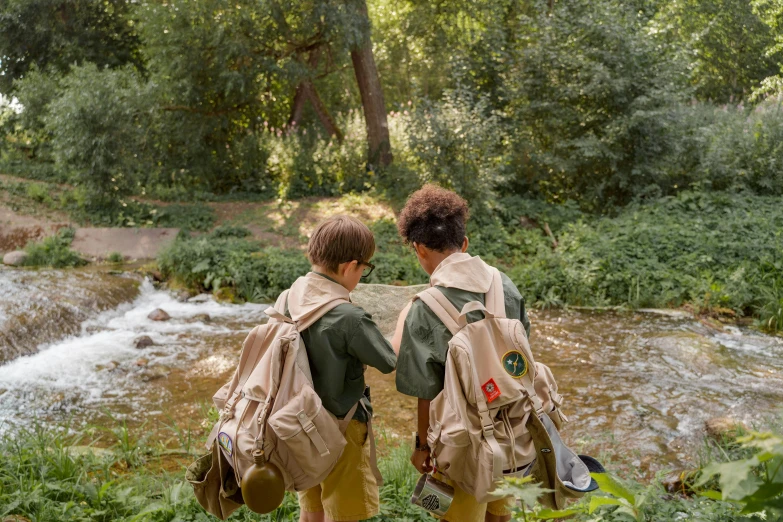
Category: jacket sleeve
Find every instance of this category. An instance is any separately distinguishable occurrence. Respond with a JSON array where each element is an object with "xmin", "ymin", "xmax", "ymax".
[
  {"xmin": 345, "ymin": 309, "xmax": 397, "ymax": 374},
  {"xmin": 395, "ymin": 301, "xmax": 448, "ymax": 400}
]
